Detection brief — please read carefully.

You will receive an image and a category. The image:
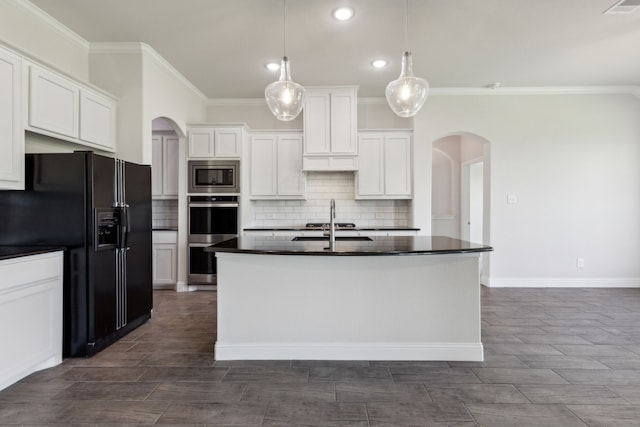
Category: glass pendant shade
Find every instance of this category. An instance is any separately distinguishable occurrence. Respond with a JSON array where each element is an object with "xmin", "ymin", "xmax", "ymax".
[
  {"xmin": 265, "ymin": 56, "xmax": 305, "ymax": 121},
  {"xmin": 385, "ymin": 51, "xmax": 429, "ymax": 118}
]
